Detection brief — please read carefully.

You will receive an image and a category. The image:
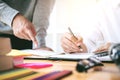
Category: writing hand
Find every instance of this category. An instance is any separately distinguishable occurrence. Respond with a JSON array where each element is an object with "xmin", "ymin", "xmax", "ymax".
[{"xmin": 61, "ymin": 33, "xmax": 87, "ymax": 53}]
